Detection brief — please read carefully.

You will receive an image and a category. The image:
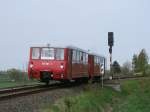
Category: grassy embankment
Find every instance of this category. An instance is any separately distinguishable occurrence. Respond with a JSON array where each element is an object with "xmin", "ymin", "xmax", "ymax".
[{"xmin": 44, "ymin": 77, "xmax": 150, "ymax": 112}]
